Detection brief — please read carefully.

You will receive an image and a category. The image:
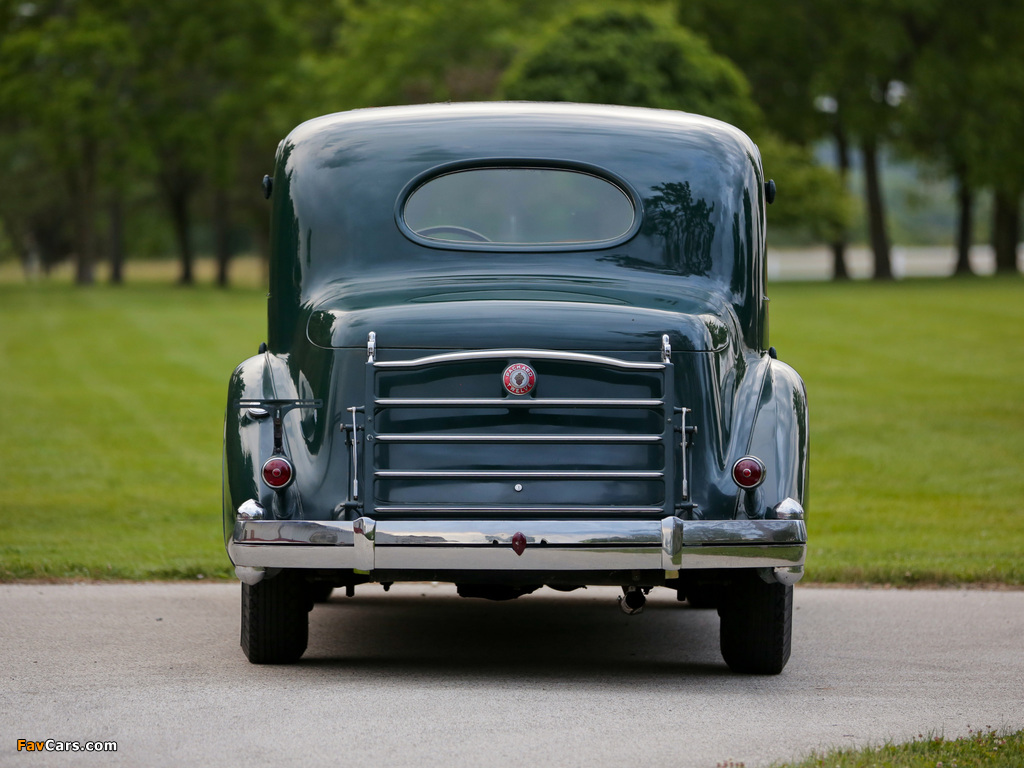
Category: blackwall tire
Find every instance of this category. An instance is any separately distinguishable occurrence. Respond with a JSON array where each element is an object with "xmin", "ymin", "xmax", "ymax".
[
  {"xmin": 308, "ymin": 584, "xmax": 334, "ymax": 603},
  {"xmin": 718, "ymin": 572, "xmax": 792, "ymax": 674},
  {"xmin": 240, "ymin": 572, "xmax": 310, "ymax": 664},
  {"xmin": 683, "ymin": 584, "xmax": 720, "ymax": 609}
]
